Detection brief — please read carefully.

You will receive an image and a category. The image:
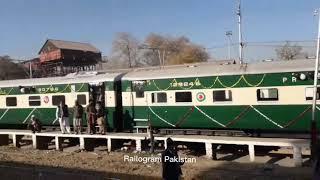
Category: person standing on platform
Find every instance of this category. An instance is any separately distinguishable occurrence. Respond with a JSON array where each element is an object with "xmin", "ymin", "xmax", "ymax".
[
  {"xmin": 96, "ymin": 102, "xmax": 106, "ymax": 134},
  {"xmin": 73, "ymin": 100, "xmax": 83, "ymax": 134},
  {"xmin": 86, "ymin": 99, "xmax": 96, "ymax": 134},
  {"xmin": 56, "ymin": 101, "xmax": 71, "ymax": 134}
]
